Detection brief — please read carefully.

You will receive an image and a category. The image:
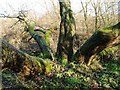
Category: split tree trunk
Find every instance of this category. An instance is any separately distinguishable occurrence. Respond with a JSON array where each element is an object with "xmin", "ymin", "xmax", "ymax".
[
  {"xmin": 73, "ymin": 22, "xmax": 120, "ymax": 65},
  {"xmin": 1, "ymin": 38, "xmax": 54, "ymax": 76},
  {"xmin": 57, "ymin": 0, "xmax": 76, "ymax": 61}
]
